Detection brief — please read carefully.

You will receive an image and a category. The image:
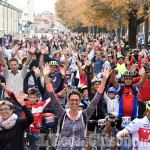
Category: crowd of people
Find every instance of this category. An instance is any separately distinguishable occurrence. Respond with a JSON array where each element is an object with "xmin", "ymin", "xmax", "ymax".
[{"xmin": 0, "ymin": 31, "xmax": 150, "ymax": 150}]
